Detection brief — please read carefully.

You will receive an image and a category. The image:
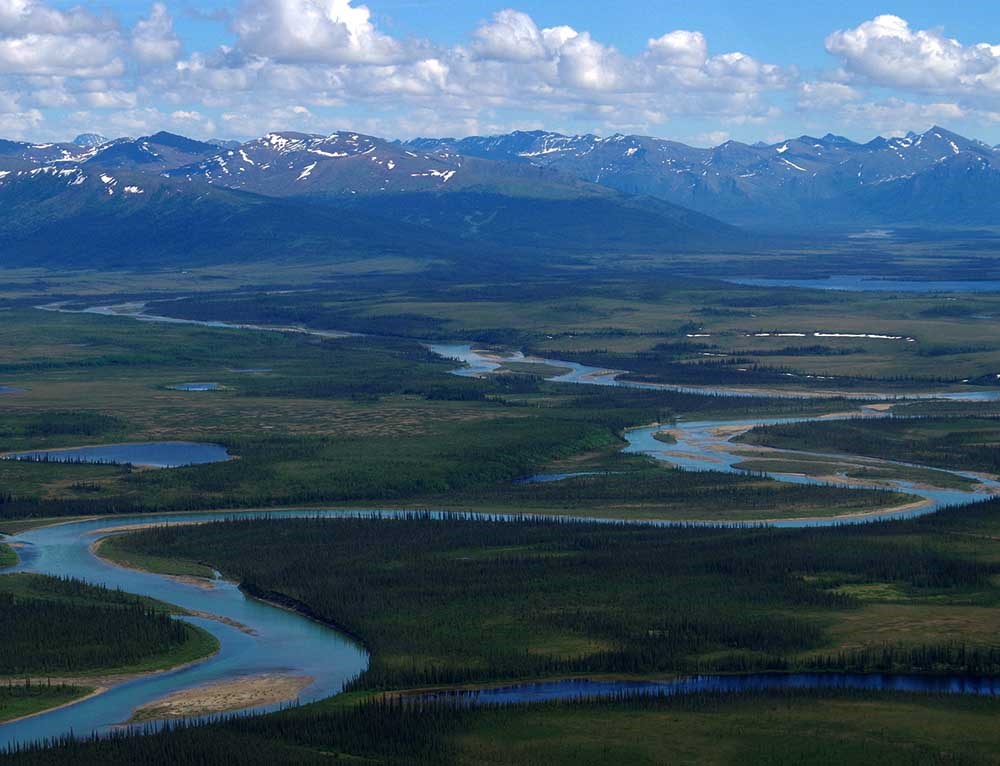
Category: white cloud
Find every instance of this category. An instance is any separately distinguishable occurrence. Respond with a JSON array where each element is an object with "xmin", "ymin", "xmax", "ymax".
[
  {"xmin": 688, "ymin": 129, "xmax": 730, "ymax": 146},
  {"xmin": 79, "ymin": 89, "xmax": 137, "ymax": 109},
  {"xmin": 66, "ymin": 106, "xmax": 217, "ymax": 138},
  {"xmin": 826, "ymin": 15, "xmax": 1000, "ymax": 94},
  {"xmin": 837, "ymin": 97, "xmax": 966, "ymax": 133},
  {"xmin": 0, "ymin": 106, "xmax": 43, "ymax": 138},
  {"xmin": 233, "ymin": 0, "xmax": 407, "ymax": 64},
  {"xmin": 0, "ymin": 0, "xmax": 121, "ymax": 76},
  {"xmin": 8, "ymin": 3, "xmax": 998, "ymax": 145},
  {"xmin": 132, "ymin": 3, "xmax": 180, "ymax": 66},
  {"xmin": 0, "ymin": 33, "xmax": 122, "ymax": 76},
  {"xmin": 472, "ymin": 9, "xmax": 550, "ymax": 62},
  {"xmin": 797, "ymin": 81, "xmax": 862, "ymax": 111},
  {"xmin": 647, "ymin": 30, "xmax": 707, "ymax": 68},
  {"xmin": 556, "ymin": 31, "xmax": 628, "ymax": 92}
]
